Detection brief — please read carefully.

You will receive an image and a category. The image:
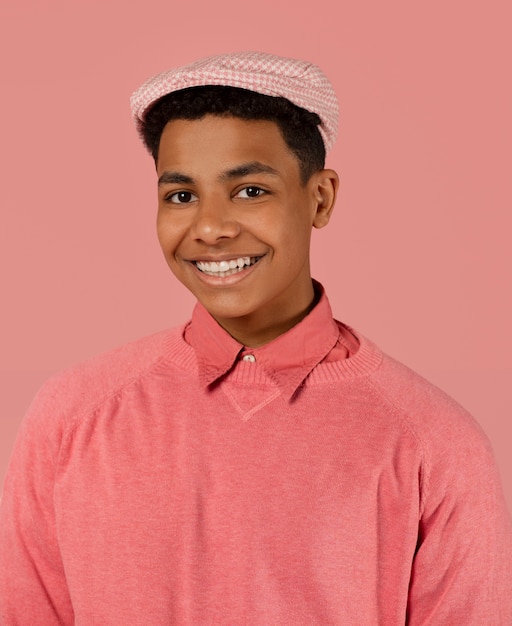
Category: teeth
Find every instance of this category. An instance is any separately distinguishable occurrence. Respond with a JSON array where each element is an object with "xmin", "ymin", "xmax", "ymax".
[{"xmin": 195, "ymin": 256, "xmax": 259, "ymax": 275}]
